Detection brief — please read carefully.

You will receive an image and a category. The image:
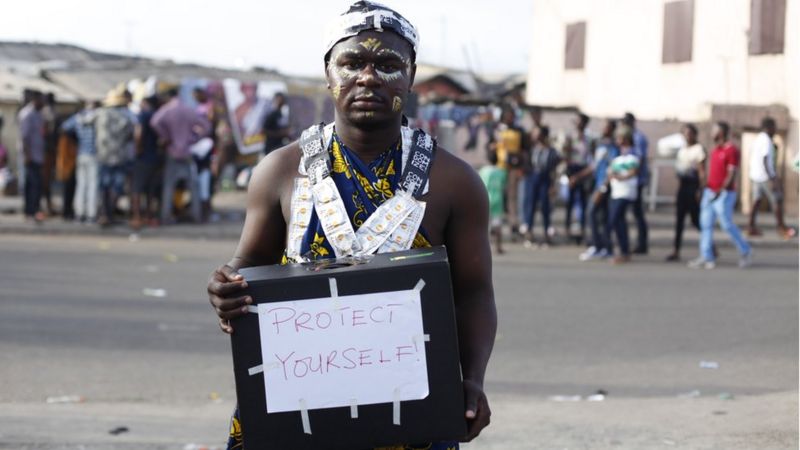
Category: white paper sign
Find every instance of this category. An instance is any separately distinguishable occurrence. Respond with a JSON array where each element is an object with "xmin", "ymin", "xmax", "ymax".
[{"xmin": 256, "ymin": 288, "xmax": 429, "ymax": 413}]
